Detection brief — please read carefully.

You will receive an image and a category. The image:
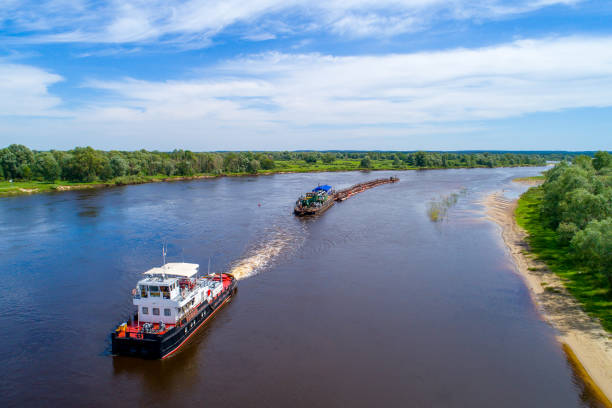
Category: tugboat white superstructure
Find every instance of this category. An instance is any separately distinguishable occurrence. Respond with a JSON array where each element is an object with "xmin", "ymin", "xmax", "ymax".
[{"xmin": 111, "ymin": 262, "xmax": 237, "ymax": 359}]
